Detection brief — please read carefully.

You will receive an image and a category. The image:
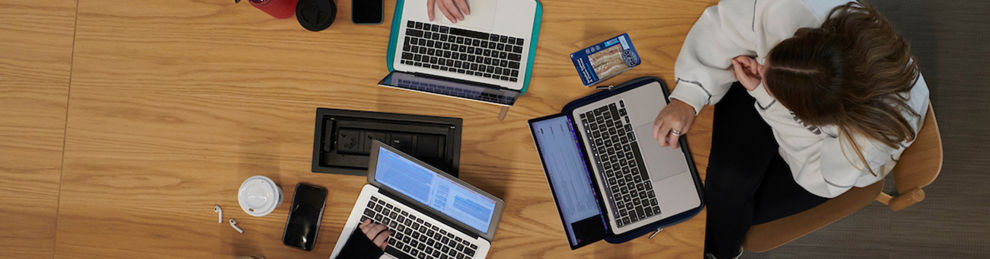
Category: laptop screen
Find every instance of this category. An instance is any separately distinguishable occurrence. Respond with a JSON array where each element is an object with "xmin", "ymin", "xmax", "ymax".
[
  {"xmin": 379, "ymin": 71, "xmax": 518, "ymax": 106},
  {"xmin": 374, "ymin": 146, "xmax": 497, "ymax": 234},
  {"xmin": 529, "ymin": 115, "xmax": 605, "ymax": 249}
]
